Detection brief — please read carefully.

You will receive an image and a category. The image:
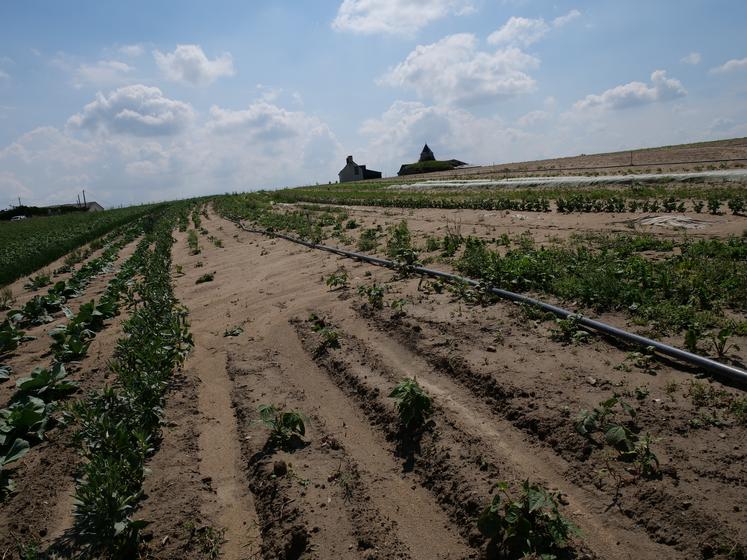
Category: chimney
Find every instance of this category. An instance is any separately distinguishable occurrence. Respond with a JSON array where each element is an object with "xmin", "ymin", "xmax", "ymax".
[{"xmin": 346, "ymin": 155, "xmax": 354, "ymax": 164}]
